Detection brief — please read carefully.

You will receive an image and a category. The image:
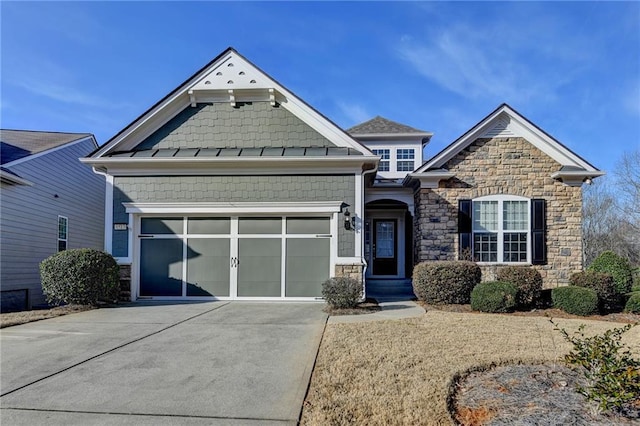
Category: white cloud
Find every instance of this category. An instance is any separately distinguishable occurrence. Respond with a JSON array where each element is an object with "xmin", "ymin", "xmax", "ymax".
[{"xmin": 336, "ymin": 101, "xmax": 371, "ymax": 126}]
